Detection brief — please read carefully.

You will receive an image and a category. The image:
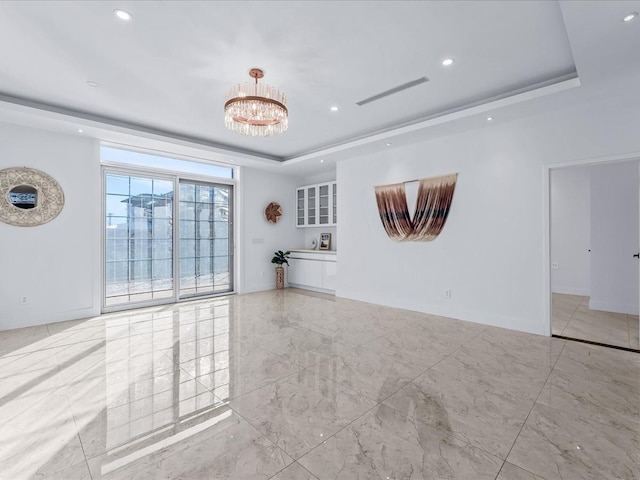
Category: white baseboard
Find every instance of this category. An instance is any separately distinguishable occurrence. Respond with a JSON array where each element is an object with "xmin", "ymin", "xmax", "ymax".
[
  {"xmin": 588, "ymin": 299, "xmax": 639, "ymax": 315},
  {"xmin": 551, "ymin": 286, "xmax": 590, "ymax": 296},
  {"xmin": 288, "ymin": 283, "xmax": 335, "ymax": 295},
  {"xmin": 0, "ymin": 306, "xmax": 100, "ymax": 332},
  {"xmin": 240, "ymin": 283, "xmax": 277, "ymax": 294}
]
